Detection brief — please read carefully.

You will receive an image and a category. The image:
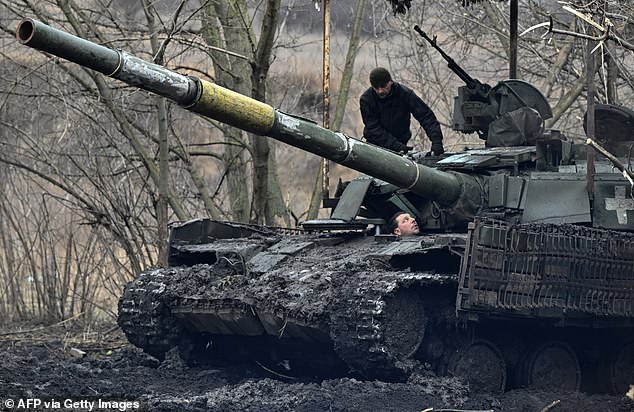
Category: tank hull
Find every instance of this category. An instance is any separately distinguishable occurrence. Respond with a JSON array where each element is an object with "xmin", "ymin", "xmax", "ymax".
[
  {"xmin": 118, "ymin": 219, "xmax": 634, "ymax": 393},
  {"xmin": 119, "ymin": 223, "xmax": 461, "ymax": 380}
]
